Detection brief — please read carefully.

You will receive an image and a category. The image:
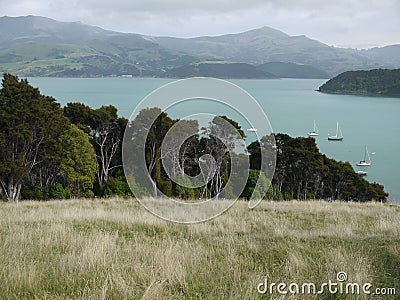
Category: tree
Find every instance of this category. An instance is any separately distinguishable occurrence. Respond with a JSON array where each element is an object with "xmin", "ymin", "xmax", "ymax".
[
  {"xmin": 0, "ymin": 73, "xmax": 68, "ymax": 201},
  {"xmin": 103, "ymin": 170, "xmax": 133, "ymax": 197},
  {"xmin": 125, "ymin": 108, "xmax": 174, "ymax": 196},
  {"xmin": 199, "ymin": 115, "xmax": 246, "ymax": 198},
  {"xmin": 161, "ymin": 119, "xmax": 199, "ymax": 180},
  {"xmin": 241, "ymin": 169, "xmax": 272, "ymax": 200},
  {"xmin": 250, "ymin": 133, "xmax": 388, "ymax": 202},
  {"xmin": 64, "ymin": 103, "xmax": 127, "ymax": 193},
  {"xmin": 90, "ymin": 106, "xmax": 127, "ymax": 190},
  {"xmin": 63, "ymin": 102, "xmax": 92, "ymax": 133},
  {"xmin": 59, "ymin": 124, "xmax": 97, "ymax": 197}
]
